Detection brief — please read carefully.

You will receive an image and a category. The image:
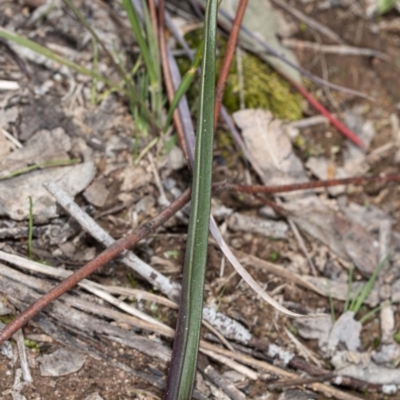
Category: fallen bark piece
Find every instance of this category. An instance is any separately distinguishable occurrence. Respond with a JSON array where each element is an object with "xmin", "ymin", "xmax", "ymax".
[
  {"xmin": 233, "ymin": 109, "xmax": 308, "ymax": 195},
  {"xmin": 83, "ymin": 179, "xmax": 110, "ymax": 208},
  {"xmin": 0, "ymin": 162, "xmax": 96, "ymax": 222},
  {"xmin": 288, "ymin": 199, "xmax": 379, "ymax": 277},
  {"xmin": 118, "ymin": 165, "xmax": 152, "ymax": 192},
  {"xmin": 338, "ymin": 198, "xmax": 393, "ymax": 232},
  {"xmin": 233, "ymin": 109, "xmax": 380, "ymax": 274},
  {"xmin": 38, "ymin": 348, "xmax": 86, "ymax": 377}
]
